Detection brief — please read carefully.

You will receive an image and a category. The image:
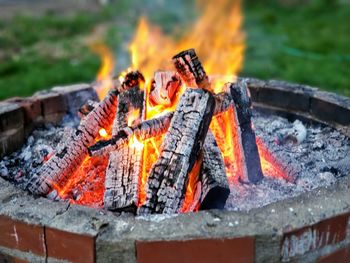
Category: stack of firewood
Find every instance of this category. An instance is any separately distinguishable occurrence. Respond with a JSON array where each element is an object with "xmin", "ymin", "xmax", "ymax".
[{"xmin": 27, "ymin": 49, "xmax": 264, "ymax": 215}]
